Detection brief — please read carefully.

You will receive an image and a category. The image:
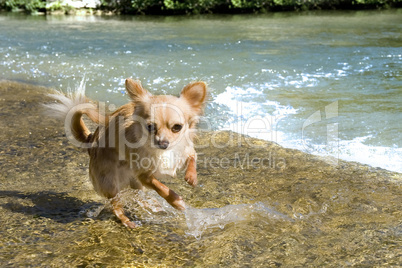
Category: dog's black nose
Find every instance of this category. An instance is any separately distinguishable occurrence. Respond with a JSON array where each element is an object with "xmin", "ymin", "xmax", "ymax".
[{"xmin": 157, "ymin": 140, "xmax": 169, "ymax": 149}]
